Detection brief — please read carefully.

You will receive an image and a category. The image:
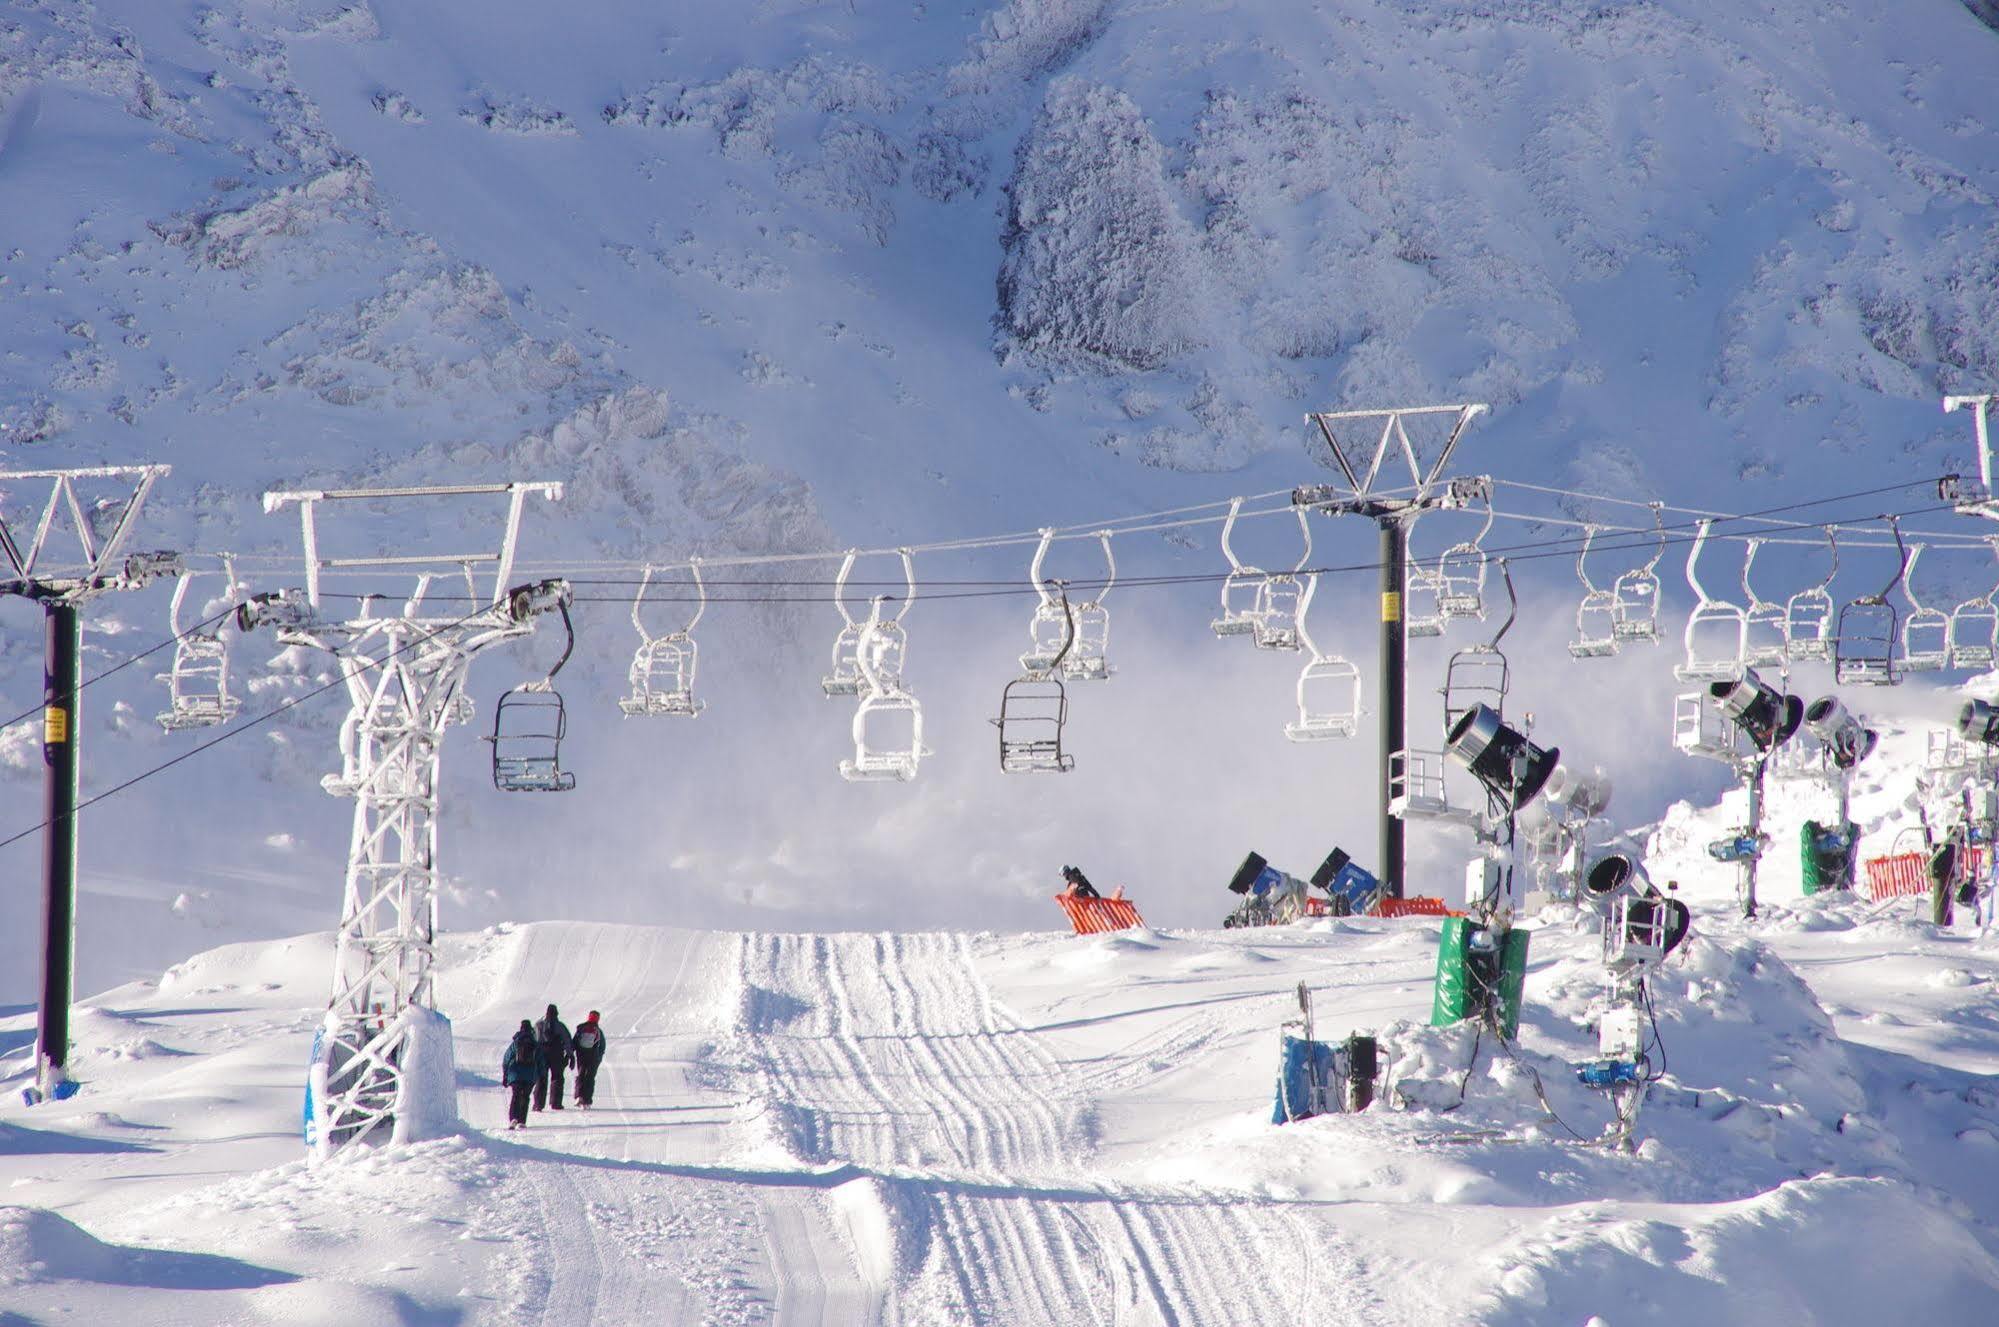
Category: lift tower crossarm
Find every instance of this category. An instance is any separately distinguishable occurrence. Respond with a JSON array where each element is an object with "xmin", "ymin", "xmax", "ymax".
[{"xmin": 263, "ymin": 481, "xmax": 563, "ymax": 610}]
